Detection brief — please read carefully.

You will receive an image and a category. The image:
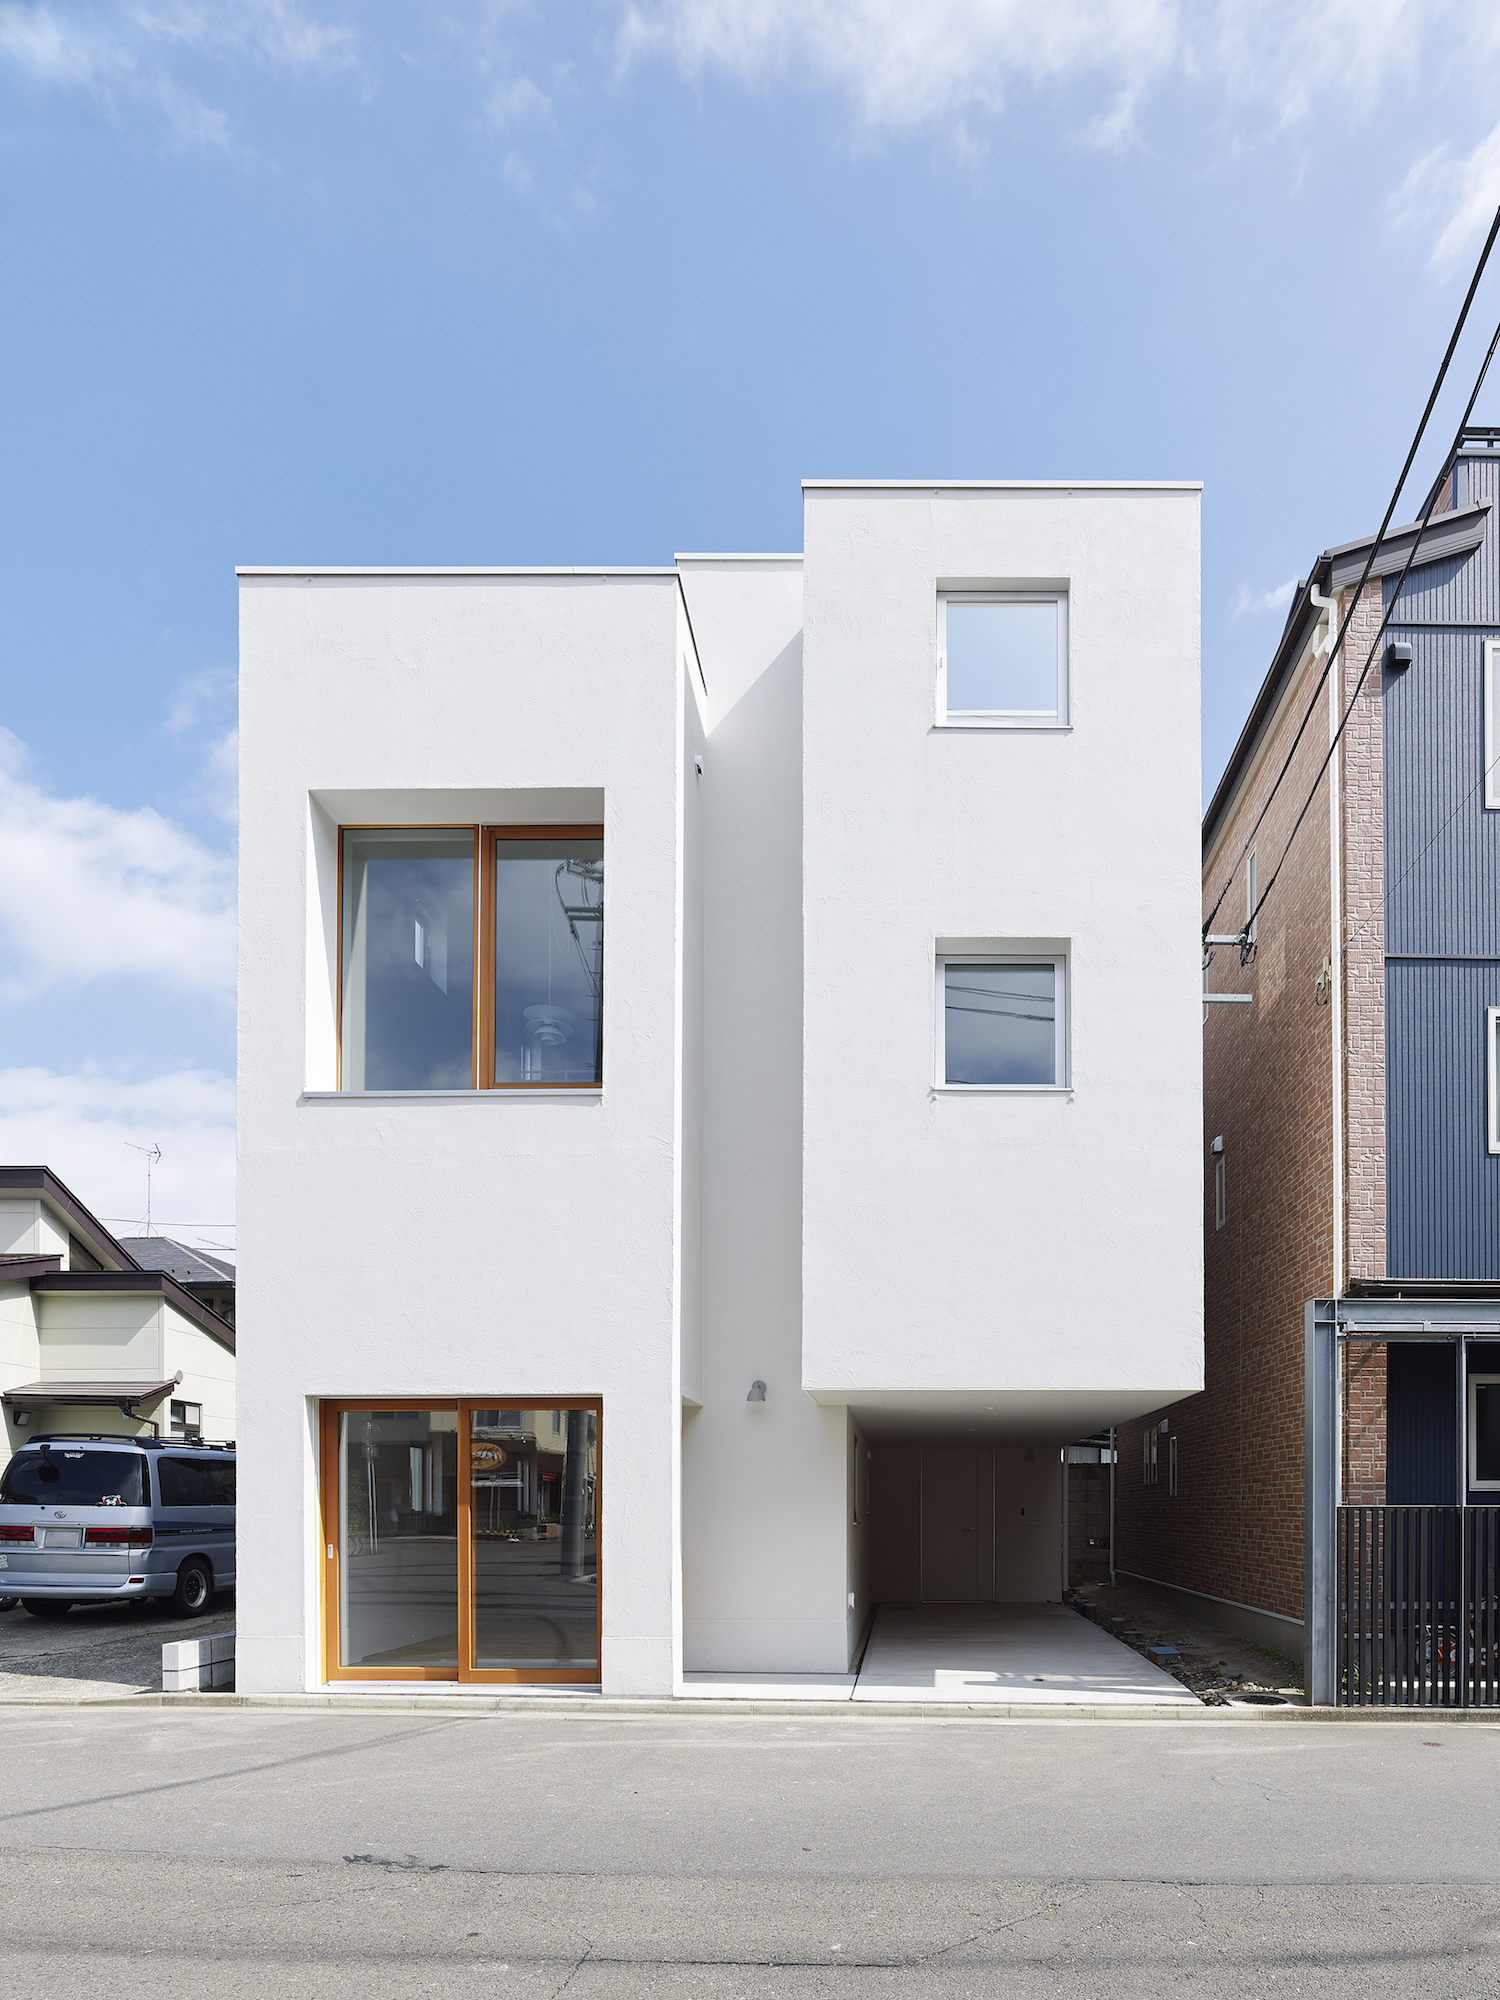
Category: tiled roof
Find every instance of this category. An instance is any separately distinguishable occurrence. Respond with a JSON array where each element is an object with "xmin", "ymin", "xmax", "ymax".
[{"xmin": 115, "ymin": 1236, "xmax": 235, "ymax": 1286}]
